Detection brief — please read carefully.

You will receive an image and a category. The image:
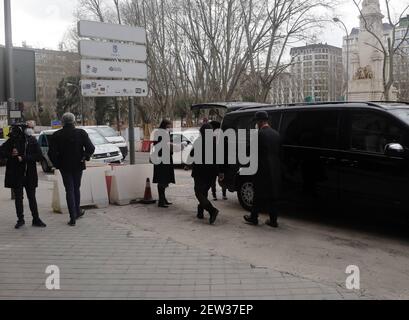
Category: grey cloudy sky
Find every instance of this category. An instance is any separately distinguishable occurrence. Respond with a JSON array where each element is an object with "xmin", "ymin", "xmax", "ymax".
[{"xmin": 0, "ymin": 0, "xmax": 407, "ymax": 50}]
